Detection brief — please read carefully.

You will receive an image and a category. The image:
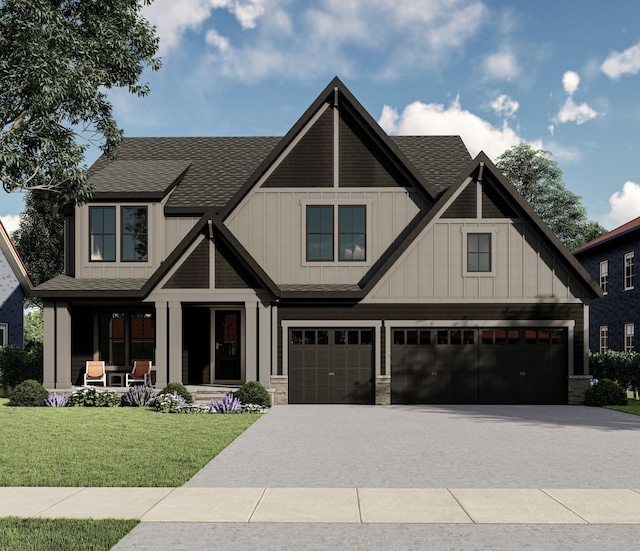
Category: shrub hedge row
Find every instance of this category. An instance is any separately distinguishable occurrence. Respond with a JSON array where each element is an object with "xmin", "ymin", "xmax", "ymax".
[{"xmin": 589, "ymin": 351, "xmax": 640, "ymax": 395}]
